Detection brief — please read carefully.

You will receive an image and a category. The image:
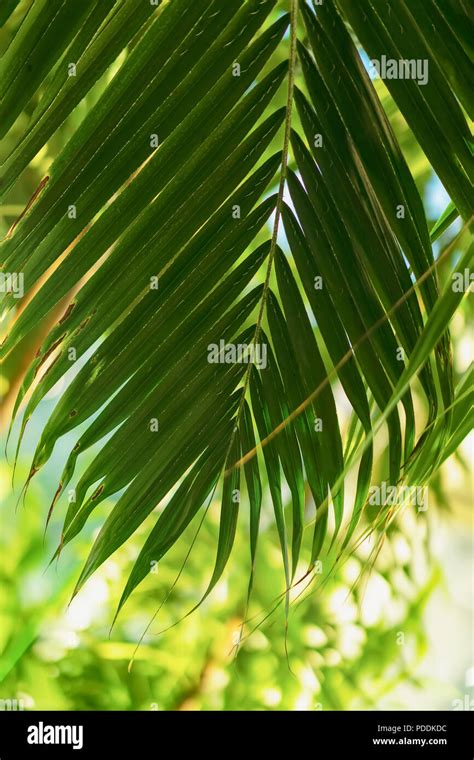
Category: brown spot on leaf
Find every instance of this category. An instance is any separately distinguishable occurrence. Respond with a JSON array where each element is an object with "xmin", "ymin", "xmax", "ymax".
[
  {"xmin": 34, "ymin": 335, "xmax": 65, "ymax": 372},
  {"xmin": 91, "ymin": 484, "xmax": 104, "ymax": 501},
  {"xmin": 59, "ymin": 302, "xmax": 76, "ymax": 324}
]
